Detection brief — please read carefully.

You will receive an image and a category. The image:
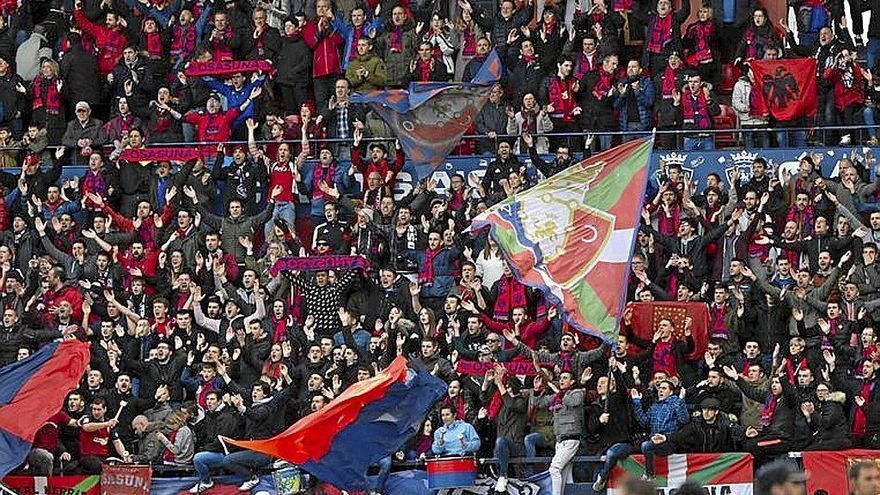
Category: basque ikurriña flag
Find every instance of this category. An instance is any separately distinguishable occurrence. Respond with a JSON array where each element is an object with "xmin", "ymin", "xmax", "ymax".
[
  {"xmin": 350, "ymin": 50, "xmax": 503, "ymax": 178},
  {"xmin": 608, "ymin": 453, "xmax": 754, "ymax": 495},
  {"xmin": 472, "ymin": 138, "xmax": 653, "ymax": 342},
  {"xmin": 222, "ymin": 356, "xmax": 446, "ymax": 491},
  {"xmin": 0, "ymin": 339, "xmax": 90, "ymax": 478}
]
